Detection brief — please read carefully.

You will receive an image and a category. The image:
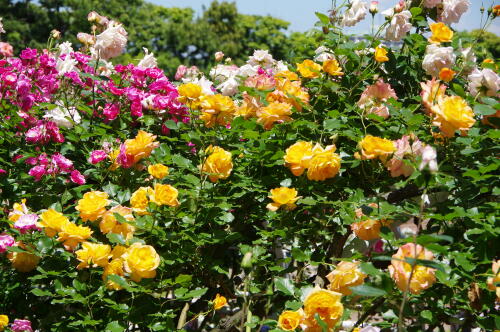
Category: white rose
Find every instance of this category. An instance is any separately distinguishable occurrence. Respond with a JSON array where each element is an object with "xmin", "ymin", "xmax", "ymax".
[
  {"xmin": 341, "ymin": 0, "xmax": 368, "ymax": 27},
  {"xmin": 468, "ymin": 68, "xmax": 500, "ymax": 97},
  {"xmin": 58, "ymin": 41, "xmax": 74, "ymax": 55},
  {"xmin": 137, "ymin": 48, "xmax": 157, "ymax": 69},
  {"xmin": 209, "ymin": 64, "xmax": 239, "ymax": 82},
  {"xmin": 384, "ymin": 10, "xmax": 412, "ymax": 41},
  {"xmin": 94, "ymin": 21, "xmax": 127, "ymax": 60},
  {"xmin": 422, "ymin": 44, "xmax": 456, "ymax": 77},
  {"xmin": 56, "ymin": 56, "xmax": 78, "ymax": 75},
  {"xmin": 419, "ymin": 145, "xmax": 438, "ymax": 173},
  {"xmin": 247, "ymin": 49, "xmax": 274, "ymax": 68},
  {"xmin": 0, "ymin": 17, "xmax": 5, "ymax": 34},
  {"xmin": 217, "ymin": 77, "xmax": 239, "ymax": 96},
  {"xmin": 237, "ymin": 64, "xmax": 259, "ymax": 78},
  {"xmin": 460, "ymin": 47, "xmax": 477, "ymax": 74},
  {"xmin": 273, "ymin": 60, "xmax": 289, "ymax": 73},
  {"xmin": 441, "ymin": 0, "xmax": 470, "ymax": 25},
  {"xmin": 44, "ymin": 101, "xmax": 81, "ymax": 128},
  {"xmin": 314, "ymin": 46, "xmax": 335, "ymax": 62}
]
